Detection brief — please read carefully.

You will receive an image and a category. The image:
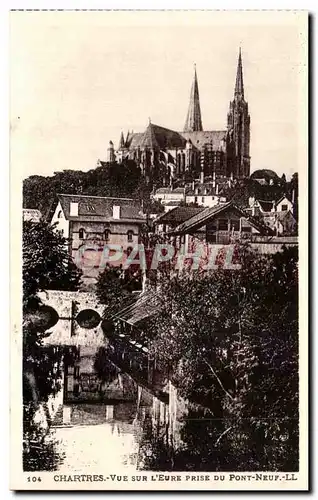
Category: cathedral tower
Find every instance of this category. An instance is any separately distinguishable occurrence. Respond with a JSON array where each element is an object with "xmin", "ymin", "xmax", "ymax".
[
  {"xmin": 226, "ymin": 48, "xmax": 250, "ymax": 178},
  {"xmin": 184, "ymin": 64, "xmax": 203, "ymax": 132}
]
